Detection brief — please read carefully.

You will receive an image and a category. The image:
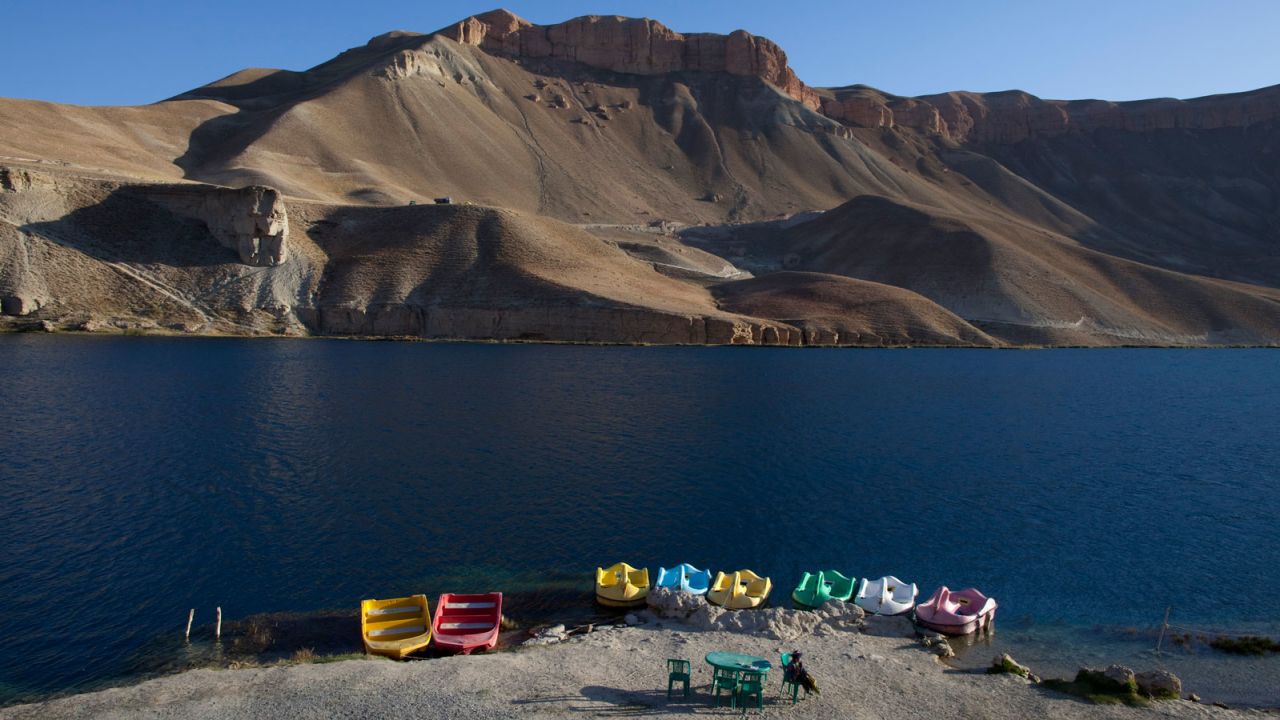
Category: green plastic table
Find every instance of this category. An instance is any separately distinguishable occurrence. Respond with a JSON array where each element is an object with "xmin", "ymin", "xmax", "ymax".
[{"xmin": 704, "ymin": 651, "xmax": 772, "ymax": 674}]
